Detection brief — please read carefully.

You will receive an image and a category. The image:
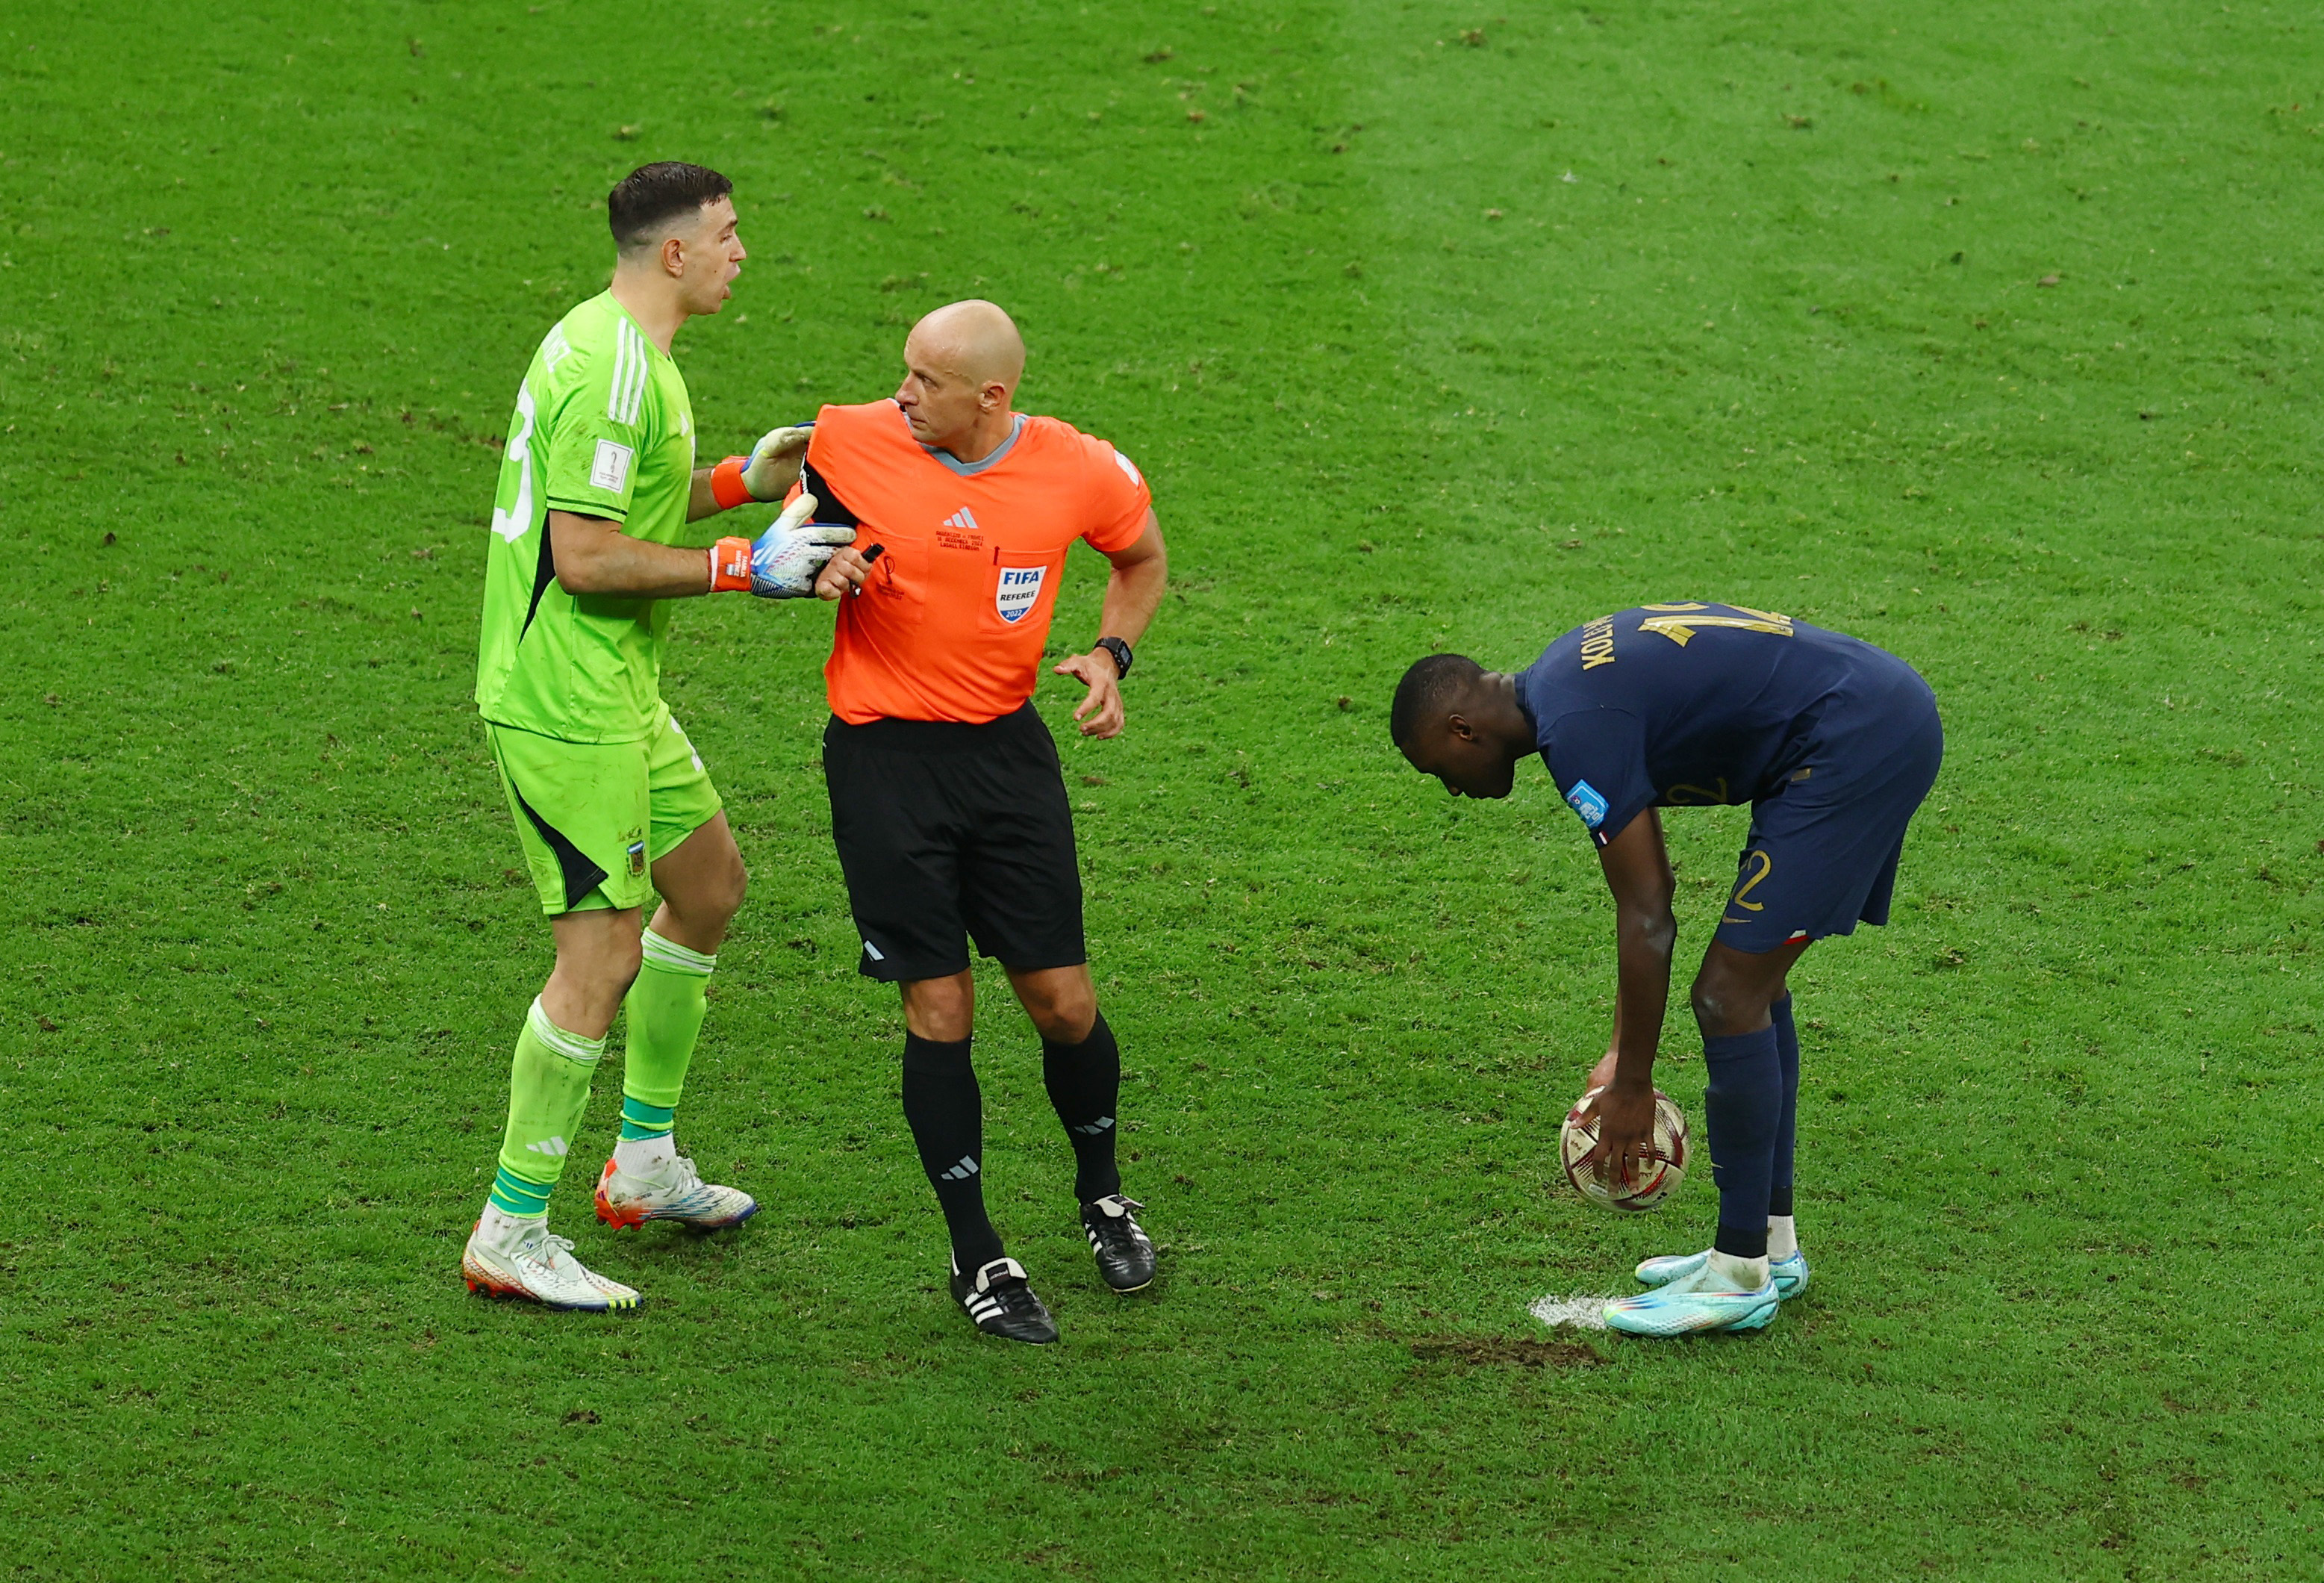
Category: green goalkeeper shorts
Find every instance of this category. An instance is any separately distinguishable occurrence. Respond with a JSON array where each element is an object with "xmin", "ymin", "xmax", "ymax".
[{"xmin": 486, "ymin": 703, "xmax": 724, "ymax": 915}]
